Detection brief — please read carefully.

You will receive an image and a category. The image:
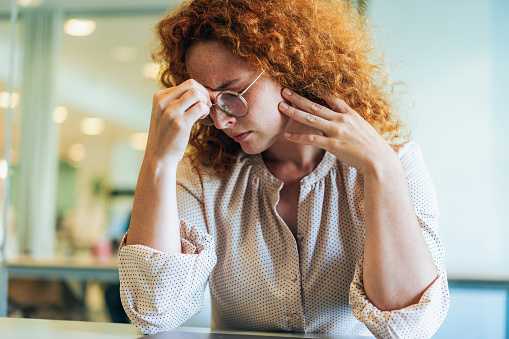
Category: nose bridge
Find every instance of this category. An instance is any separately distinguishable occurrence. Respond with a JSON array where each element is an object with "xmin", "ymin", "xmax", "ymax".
[
  {"xmin": 208, "ymin": 88, "xmax": 220, "ymax": 102},
  {"xmin": 211, "ymin": 105, "xmax": 236, "ymax": 128}
]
